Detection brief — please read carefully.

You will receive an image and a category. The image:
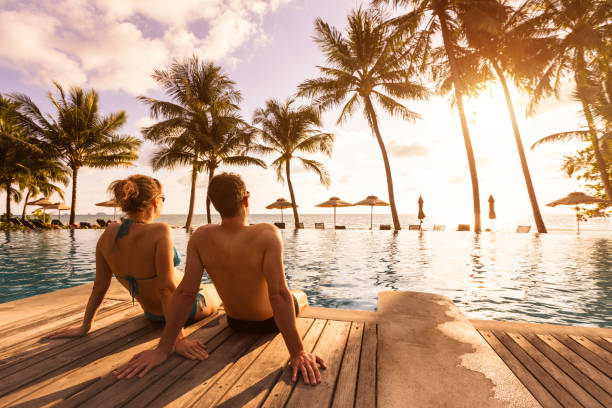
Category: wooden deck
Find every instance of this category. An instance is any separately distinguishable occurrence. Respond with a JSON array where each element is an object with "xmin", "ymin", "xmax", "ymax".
[{"xmin": 472, "ymin": 320, "xmax": 612, "ymax": 408}]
